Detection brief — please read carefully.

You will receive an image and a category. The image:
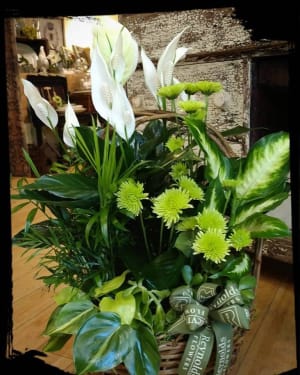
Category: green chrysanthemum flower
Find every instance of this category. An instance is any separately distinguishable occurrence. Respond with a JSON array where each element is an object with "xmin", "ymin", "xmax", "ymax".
[
  {"xmin": 196, "ymin": 208, "xmax": 227, "ymax": 232},
  {"xmin": 184, "ymin": 81, "xmax": 222, "ymax": 96},
  {"xmin": 229, "ymin": 228, "xmax": 253, "ymax": 251},
  {"xmin": 116, "ymin": 179, "xmax": 148, "ymax": 216},
  {"xmin": 152, "ymin": 188, "xmax": 193, "ymax": 228},
  {"xmin": 158, "ymin": 83, "xmax": 186, "ymax": 99},
  {"xmin": 192, "ymin": 229, "xmax": 230, "ymax": 263},
  {"xmin": 176, "ymin": 216, "xmax": 198, "ymax": 231},
  {"xmin": 170, "ymin": 162, "xmax": 189, "ymax": 181},
  {"xmin": 178, "ymin": 176, "xmax": 204, "ymax": 201},
  {"xmin": 166, "ymin": 136, "xmax": 184, "ymax": 152},
  {"xmin": 179, "ymin": 100, "xmax": 206, "ymax": 113}
]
